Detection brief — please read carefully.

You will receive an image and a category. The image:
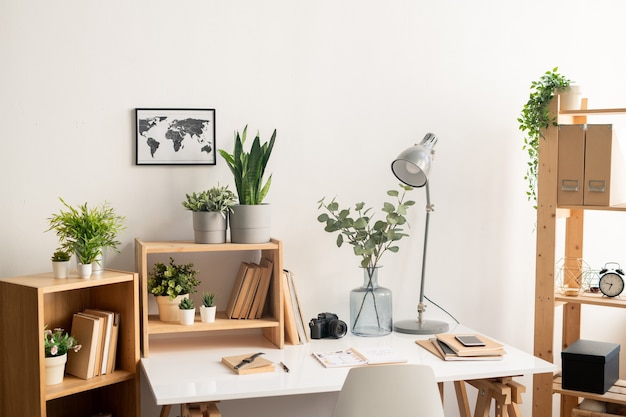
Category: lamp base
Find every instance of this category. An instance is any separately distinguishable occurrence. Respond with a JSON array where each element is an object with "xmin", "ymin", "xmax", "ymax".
[{"xmin": 393, "ymin": 319, "xmax": 449, "ymax": 335}]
